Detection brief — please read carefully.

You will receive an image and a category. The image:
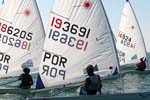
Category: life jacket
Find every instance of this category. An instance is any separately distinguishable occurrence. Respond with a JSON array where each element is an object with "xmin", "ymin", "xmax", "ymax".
[{"xmin": 88, "ymin": 75, "xmax": 102, "ymax": 90}]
